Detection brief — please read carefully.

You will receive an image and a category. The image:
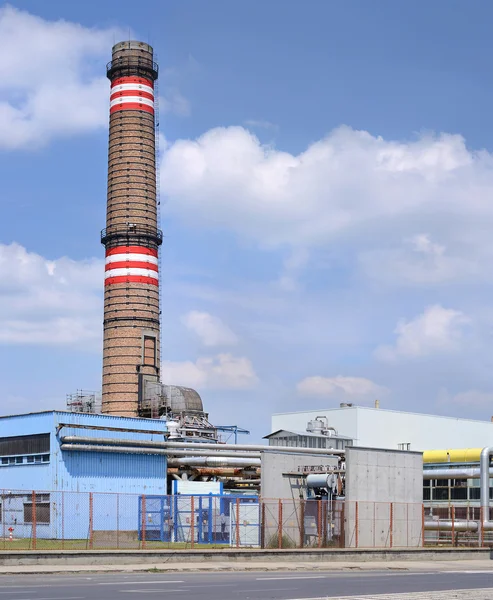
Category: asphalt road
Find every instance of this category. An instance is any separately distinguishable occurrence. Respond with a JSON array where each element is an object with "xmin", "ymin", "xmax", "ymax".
[{"xmin": 0, "ymin": 570, "xmax": 492, "ymax": 599}]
